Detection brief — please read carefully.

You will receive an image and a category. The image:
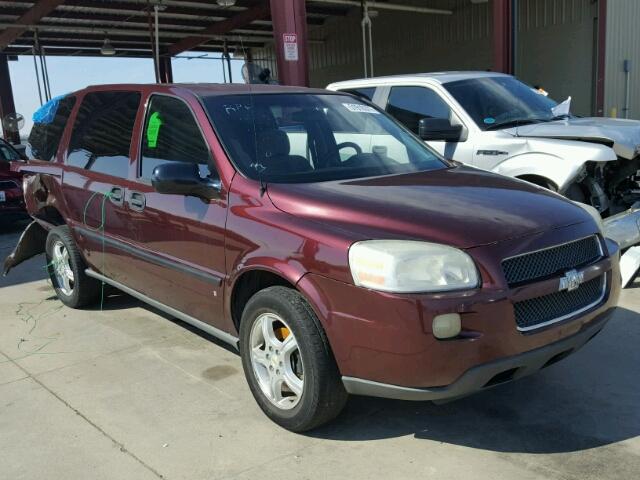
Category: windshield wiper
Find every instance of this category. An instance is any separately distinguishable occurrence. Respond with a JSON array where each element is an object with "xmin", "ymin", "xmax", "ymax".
[
  {"xmin": 549, "ymin": 114, "xmax": 571, "ymax": 121},
  {"xmin": 484, "ymin": 118, "xmax": 543, "ymax": 131}
]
